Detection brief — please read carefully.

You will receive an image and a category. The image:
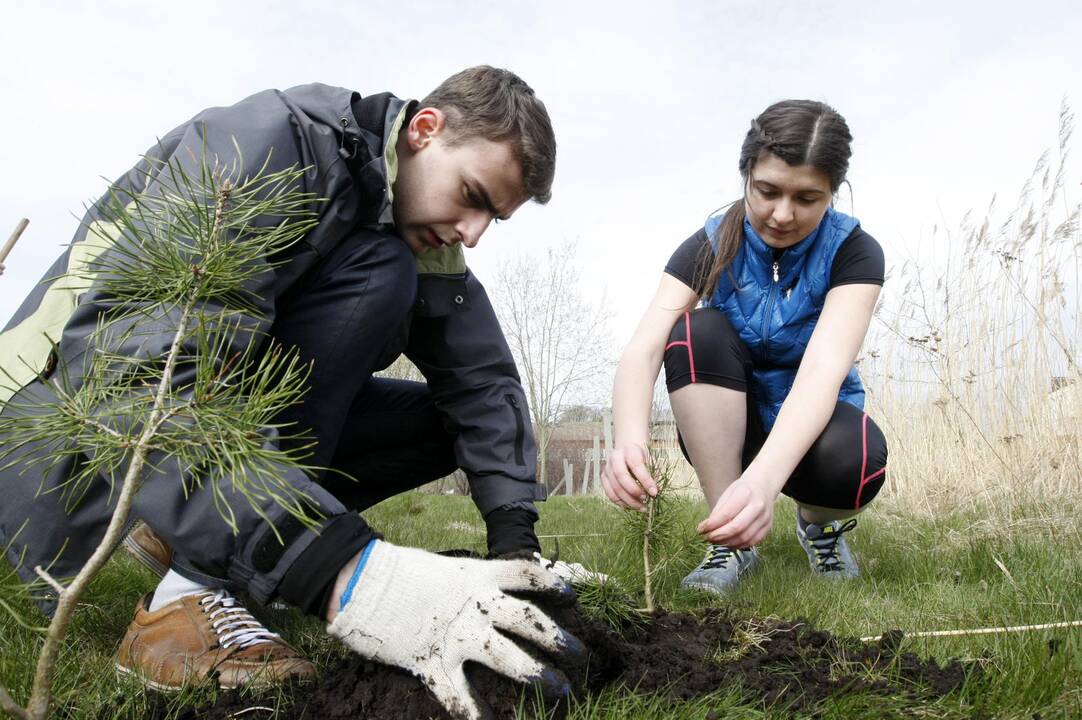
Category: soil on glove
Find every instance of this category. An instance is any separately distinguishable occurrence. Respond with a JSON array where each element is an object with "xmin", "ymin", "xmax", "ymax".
[{"xmin": 139, "ymin": 605, "xmax": 971, "ymax": 720}]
